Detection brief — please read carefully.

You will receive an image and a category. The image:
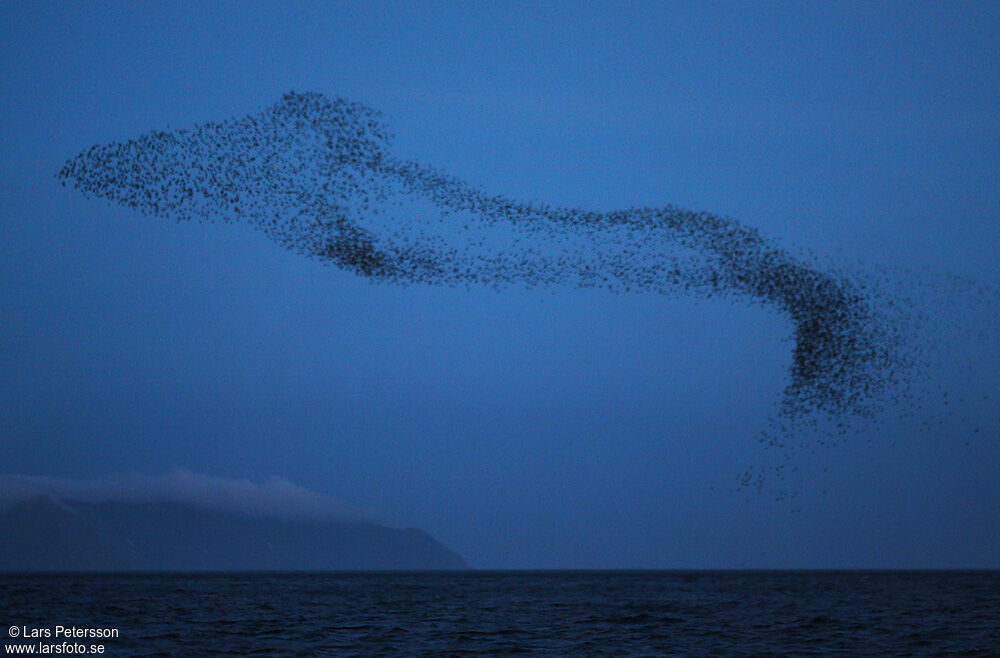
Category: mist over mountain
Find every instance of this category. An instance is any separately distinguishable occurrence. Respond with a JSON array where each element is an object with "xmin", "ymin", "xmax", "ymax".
[{"xmin": 0, "ymin": 473, "xmax": 466, "ymax": 571}]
